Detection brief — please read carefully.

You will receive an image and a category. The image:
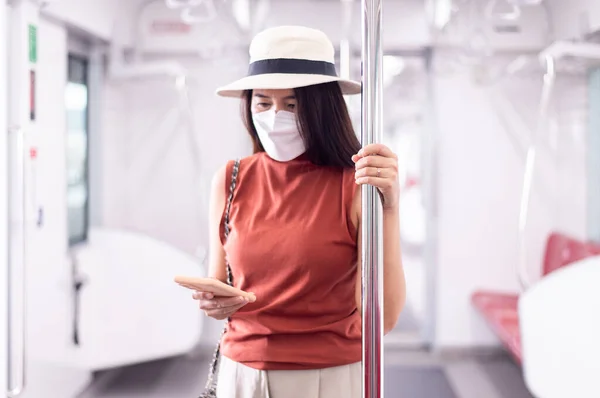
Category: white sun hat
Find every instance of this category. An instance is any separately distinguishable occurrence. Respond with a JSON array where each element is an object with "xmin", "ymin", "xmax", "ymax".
[{"xmin": 216, "ymin": 25, "xmax": 362, "ymax": 97}]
